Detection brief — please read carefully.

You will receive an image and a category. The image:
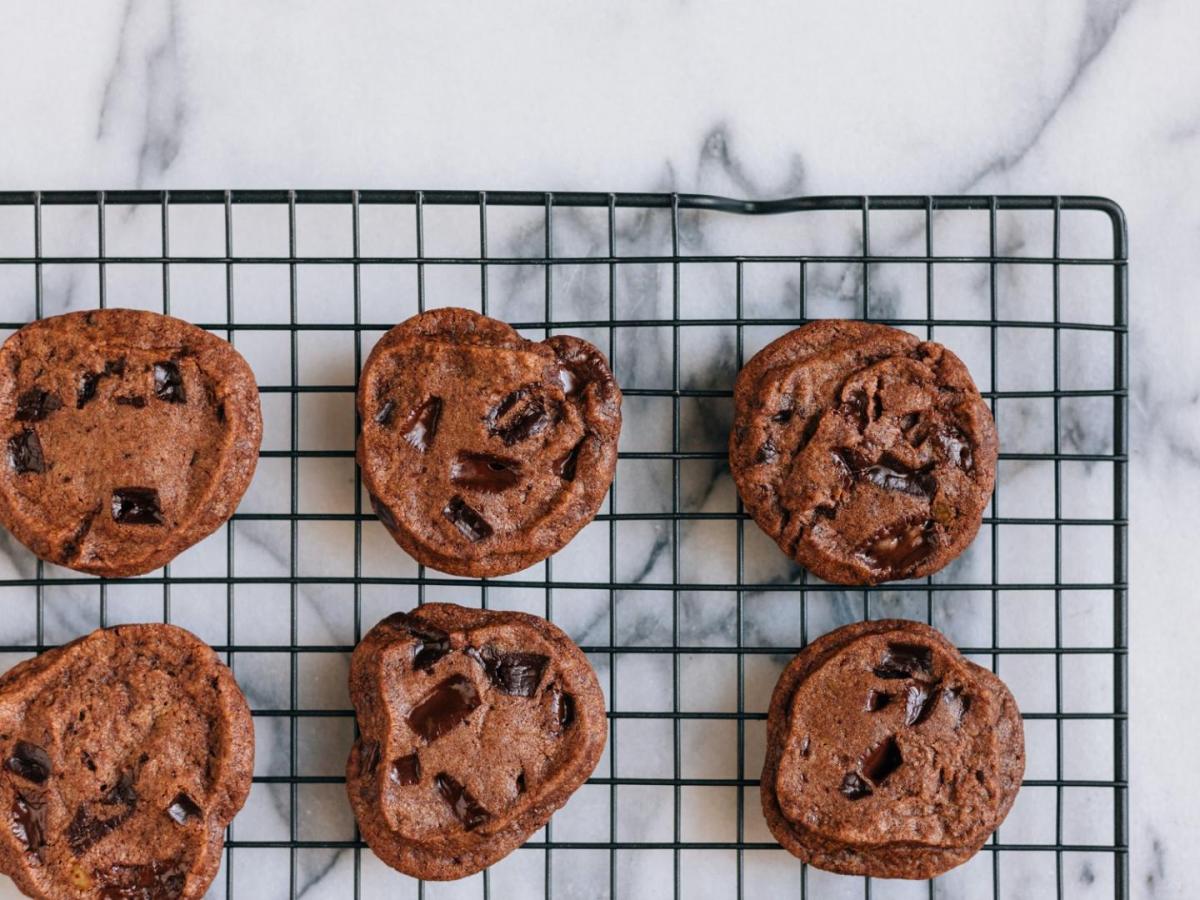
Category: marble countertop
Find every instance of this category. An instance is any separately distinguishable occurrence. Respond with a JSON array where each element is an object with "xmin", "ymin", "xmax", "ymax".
[{"xmin": 0, "ymin": 1, "xmax": 1194, "ymax": 897}]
